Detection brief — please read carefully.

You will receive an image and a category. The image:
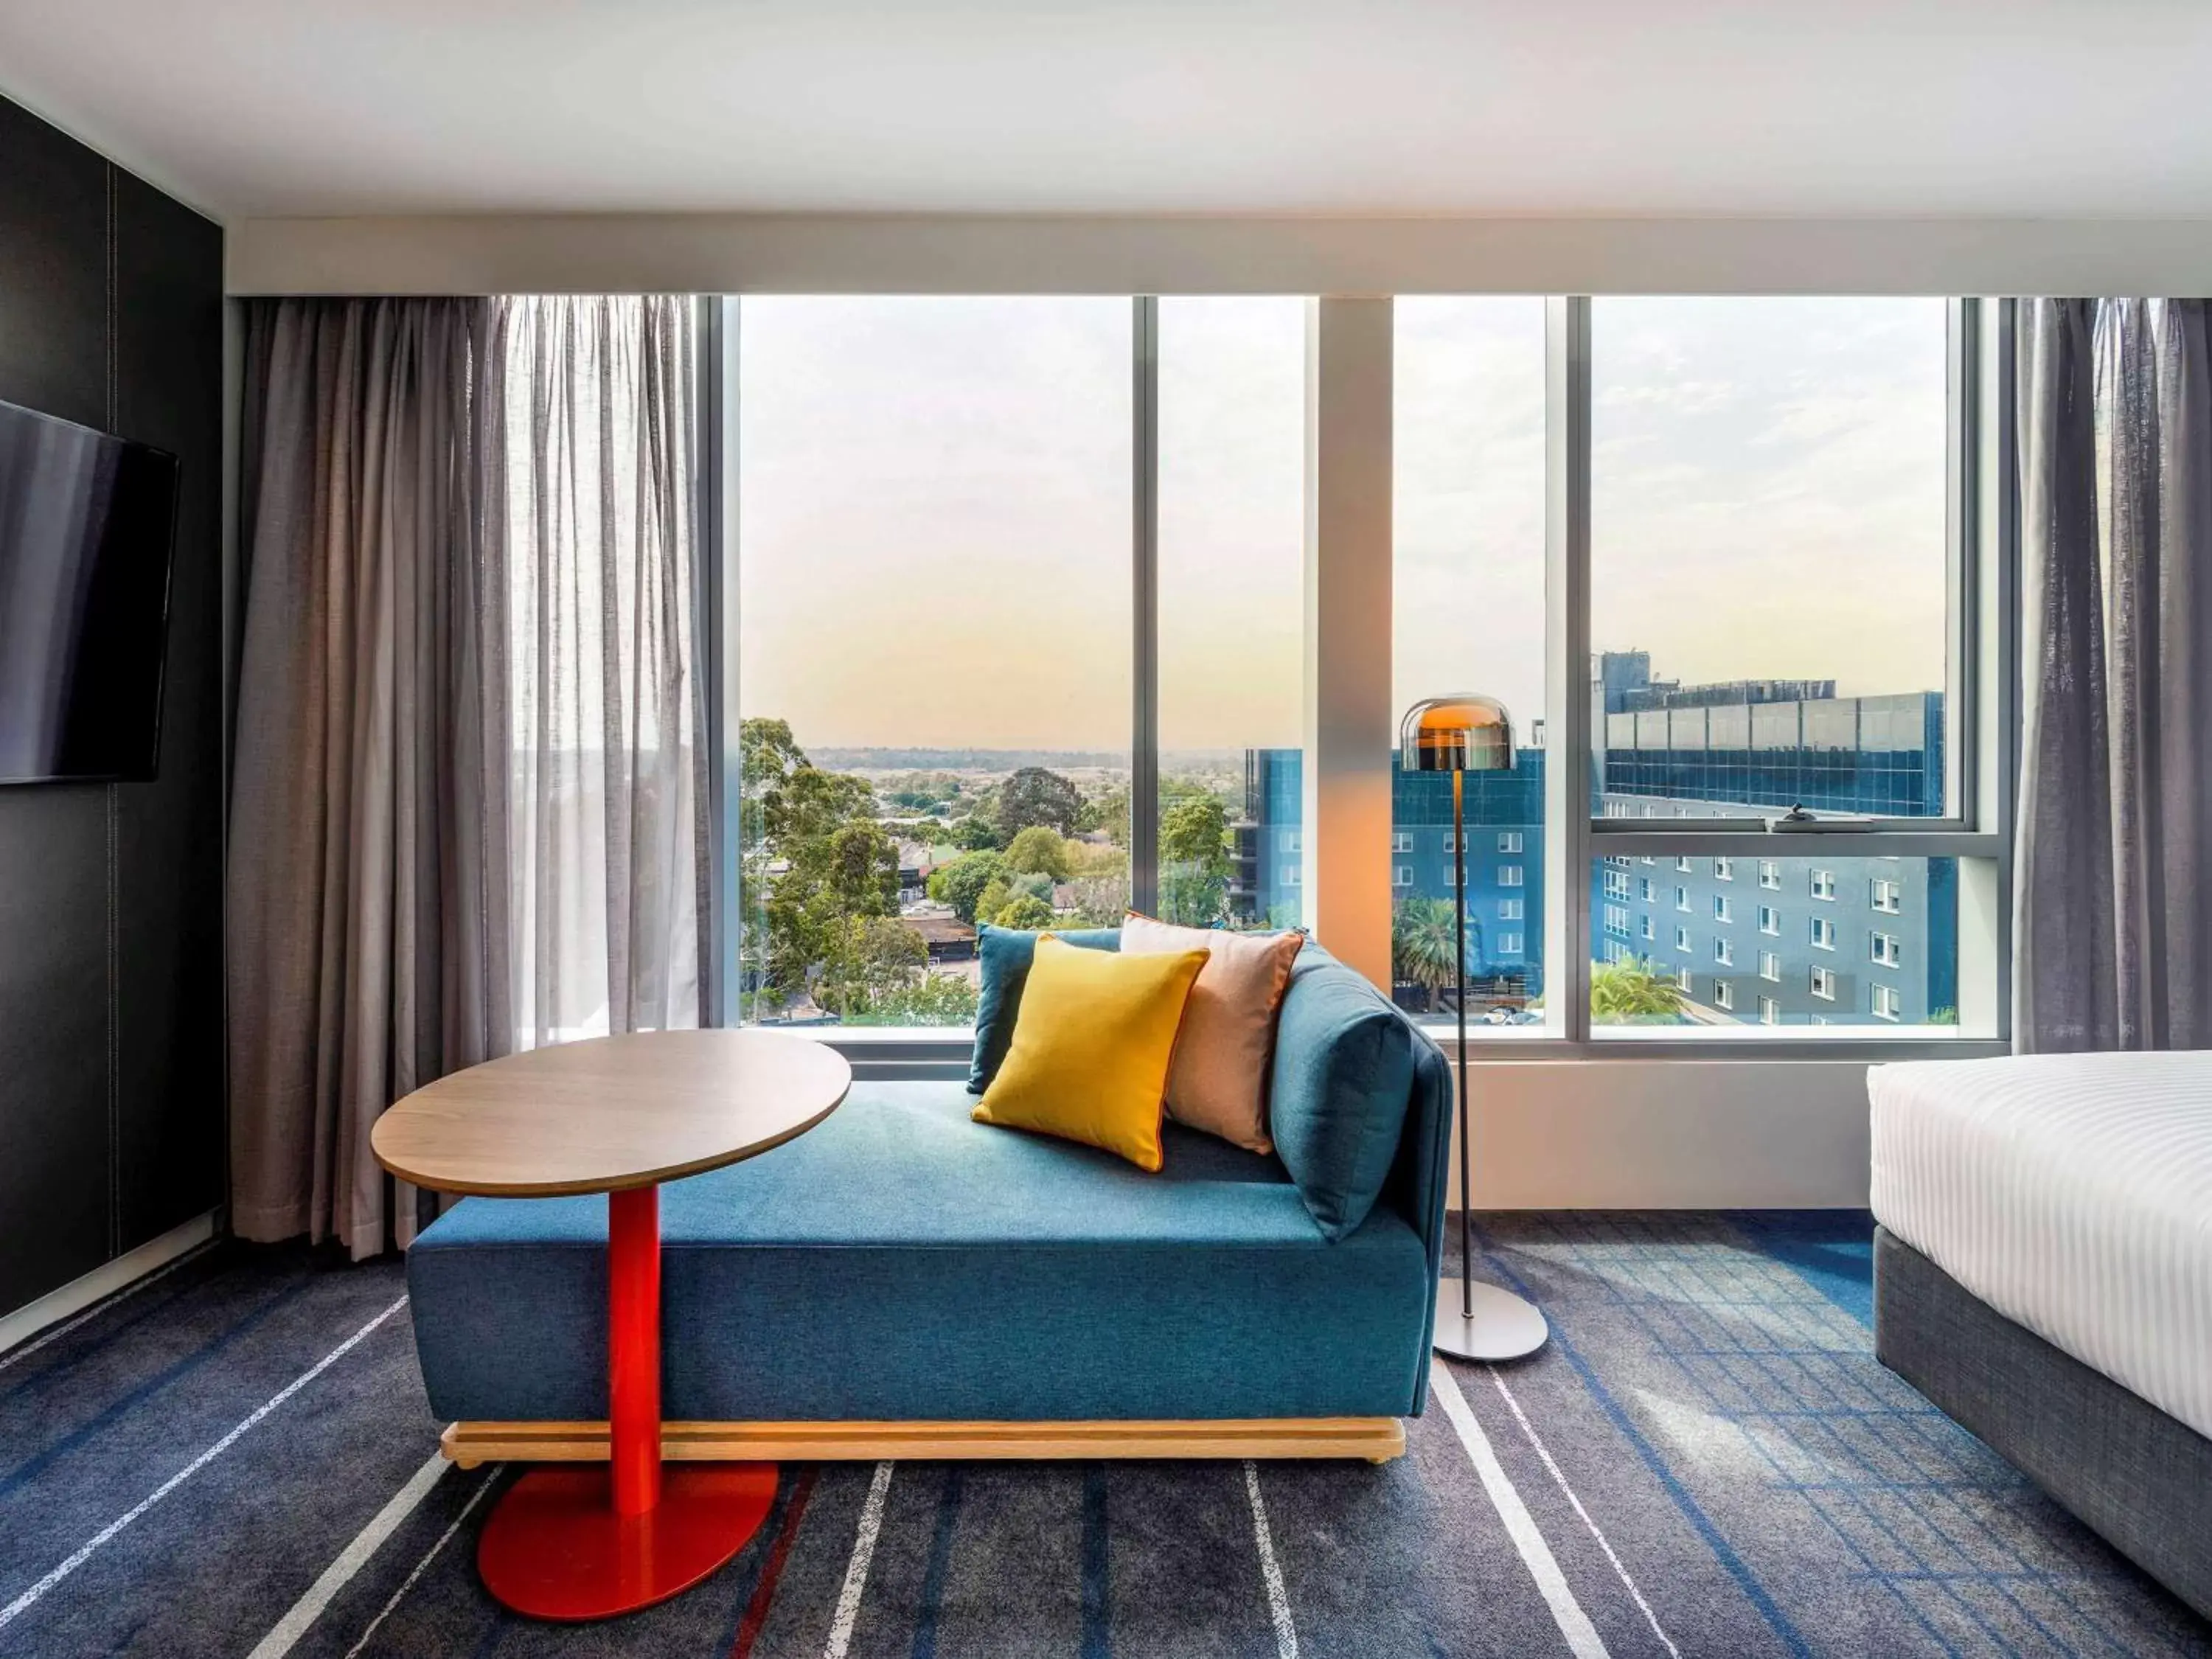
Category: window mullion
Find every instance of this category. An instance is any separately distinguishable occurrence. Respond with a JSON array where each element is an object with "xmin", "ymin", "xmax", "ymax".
[
  {"xmin": 707, "ymin": 295, "xmax": 741, "ymax": 1027},
  {"xmin": 1131, "ymin": 296, "xmax": 1160, "ymax": 914},
  {"xmin": 1544, "ymin": 296, "xmax": 1594, "ymax": 1043},
  {"xmin": 1947, "ymin": 297, "xmax": 1981, "ymax": 833}
]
